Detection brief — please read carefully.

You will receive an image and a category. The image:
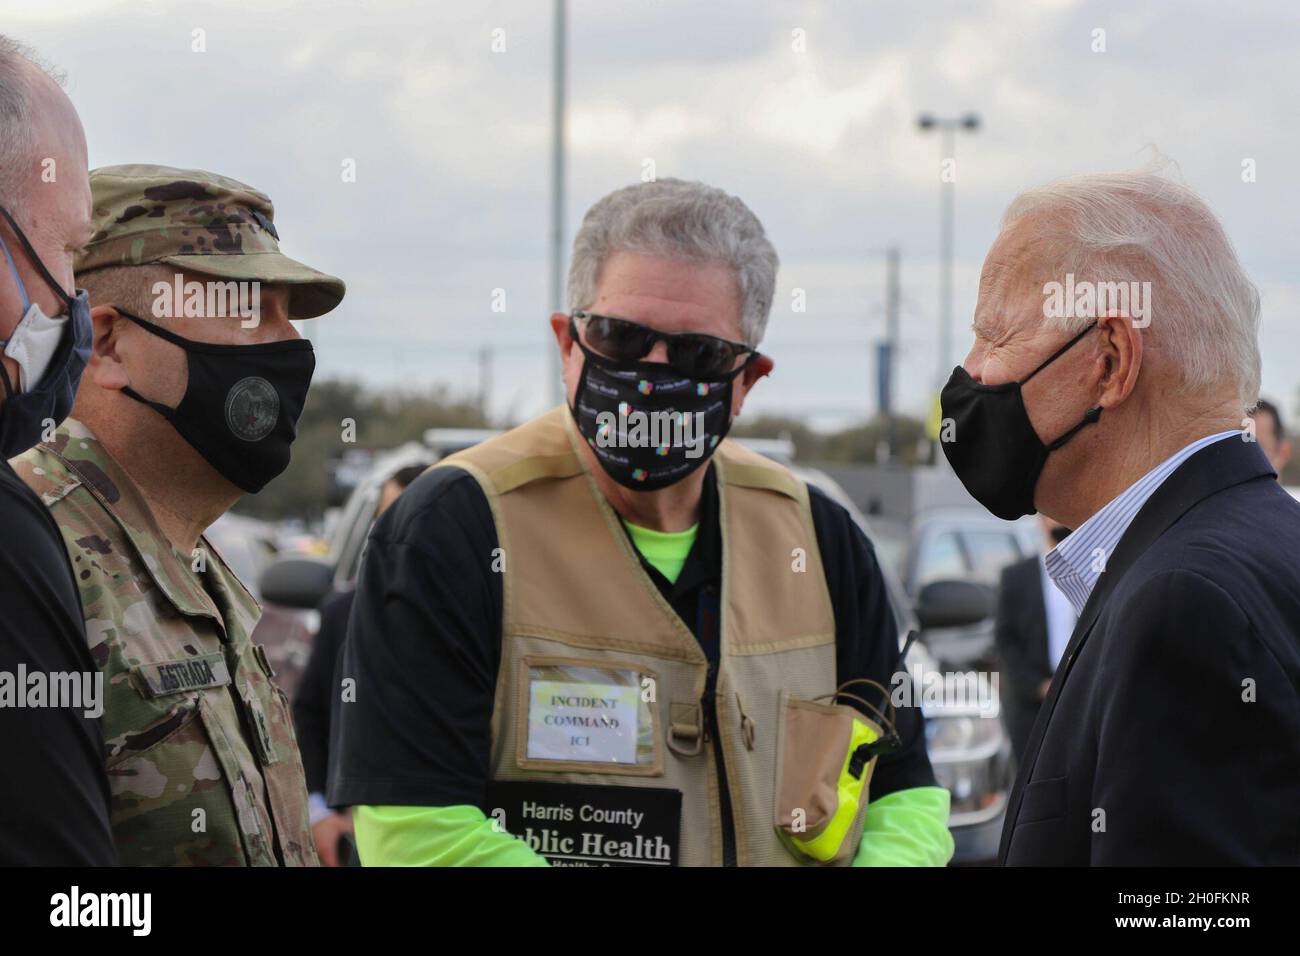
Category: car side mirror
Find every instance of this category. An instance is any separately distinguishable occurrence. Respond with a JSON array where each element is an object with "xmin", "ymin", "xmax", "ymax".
[
  {"xmin": 259, "ymin": 557, "xmax": 334, "ymax": 611},
  {"xmin": 915, "ymin": 579, "xmax": 995, "ymax": 629}
]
